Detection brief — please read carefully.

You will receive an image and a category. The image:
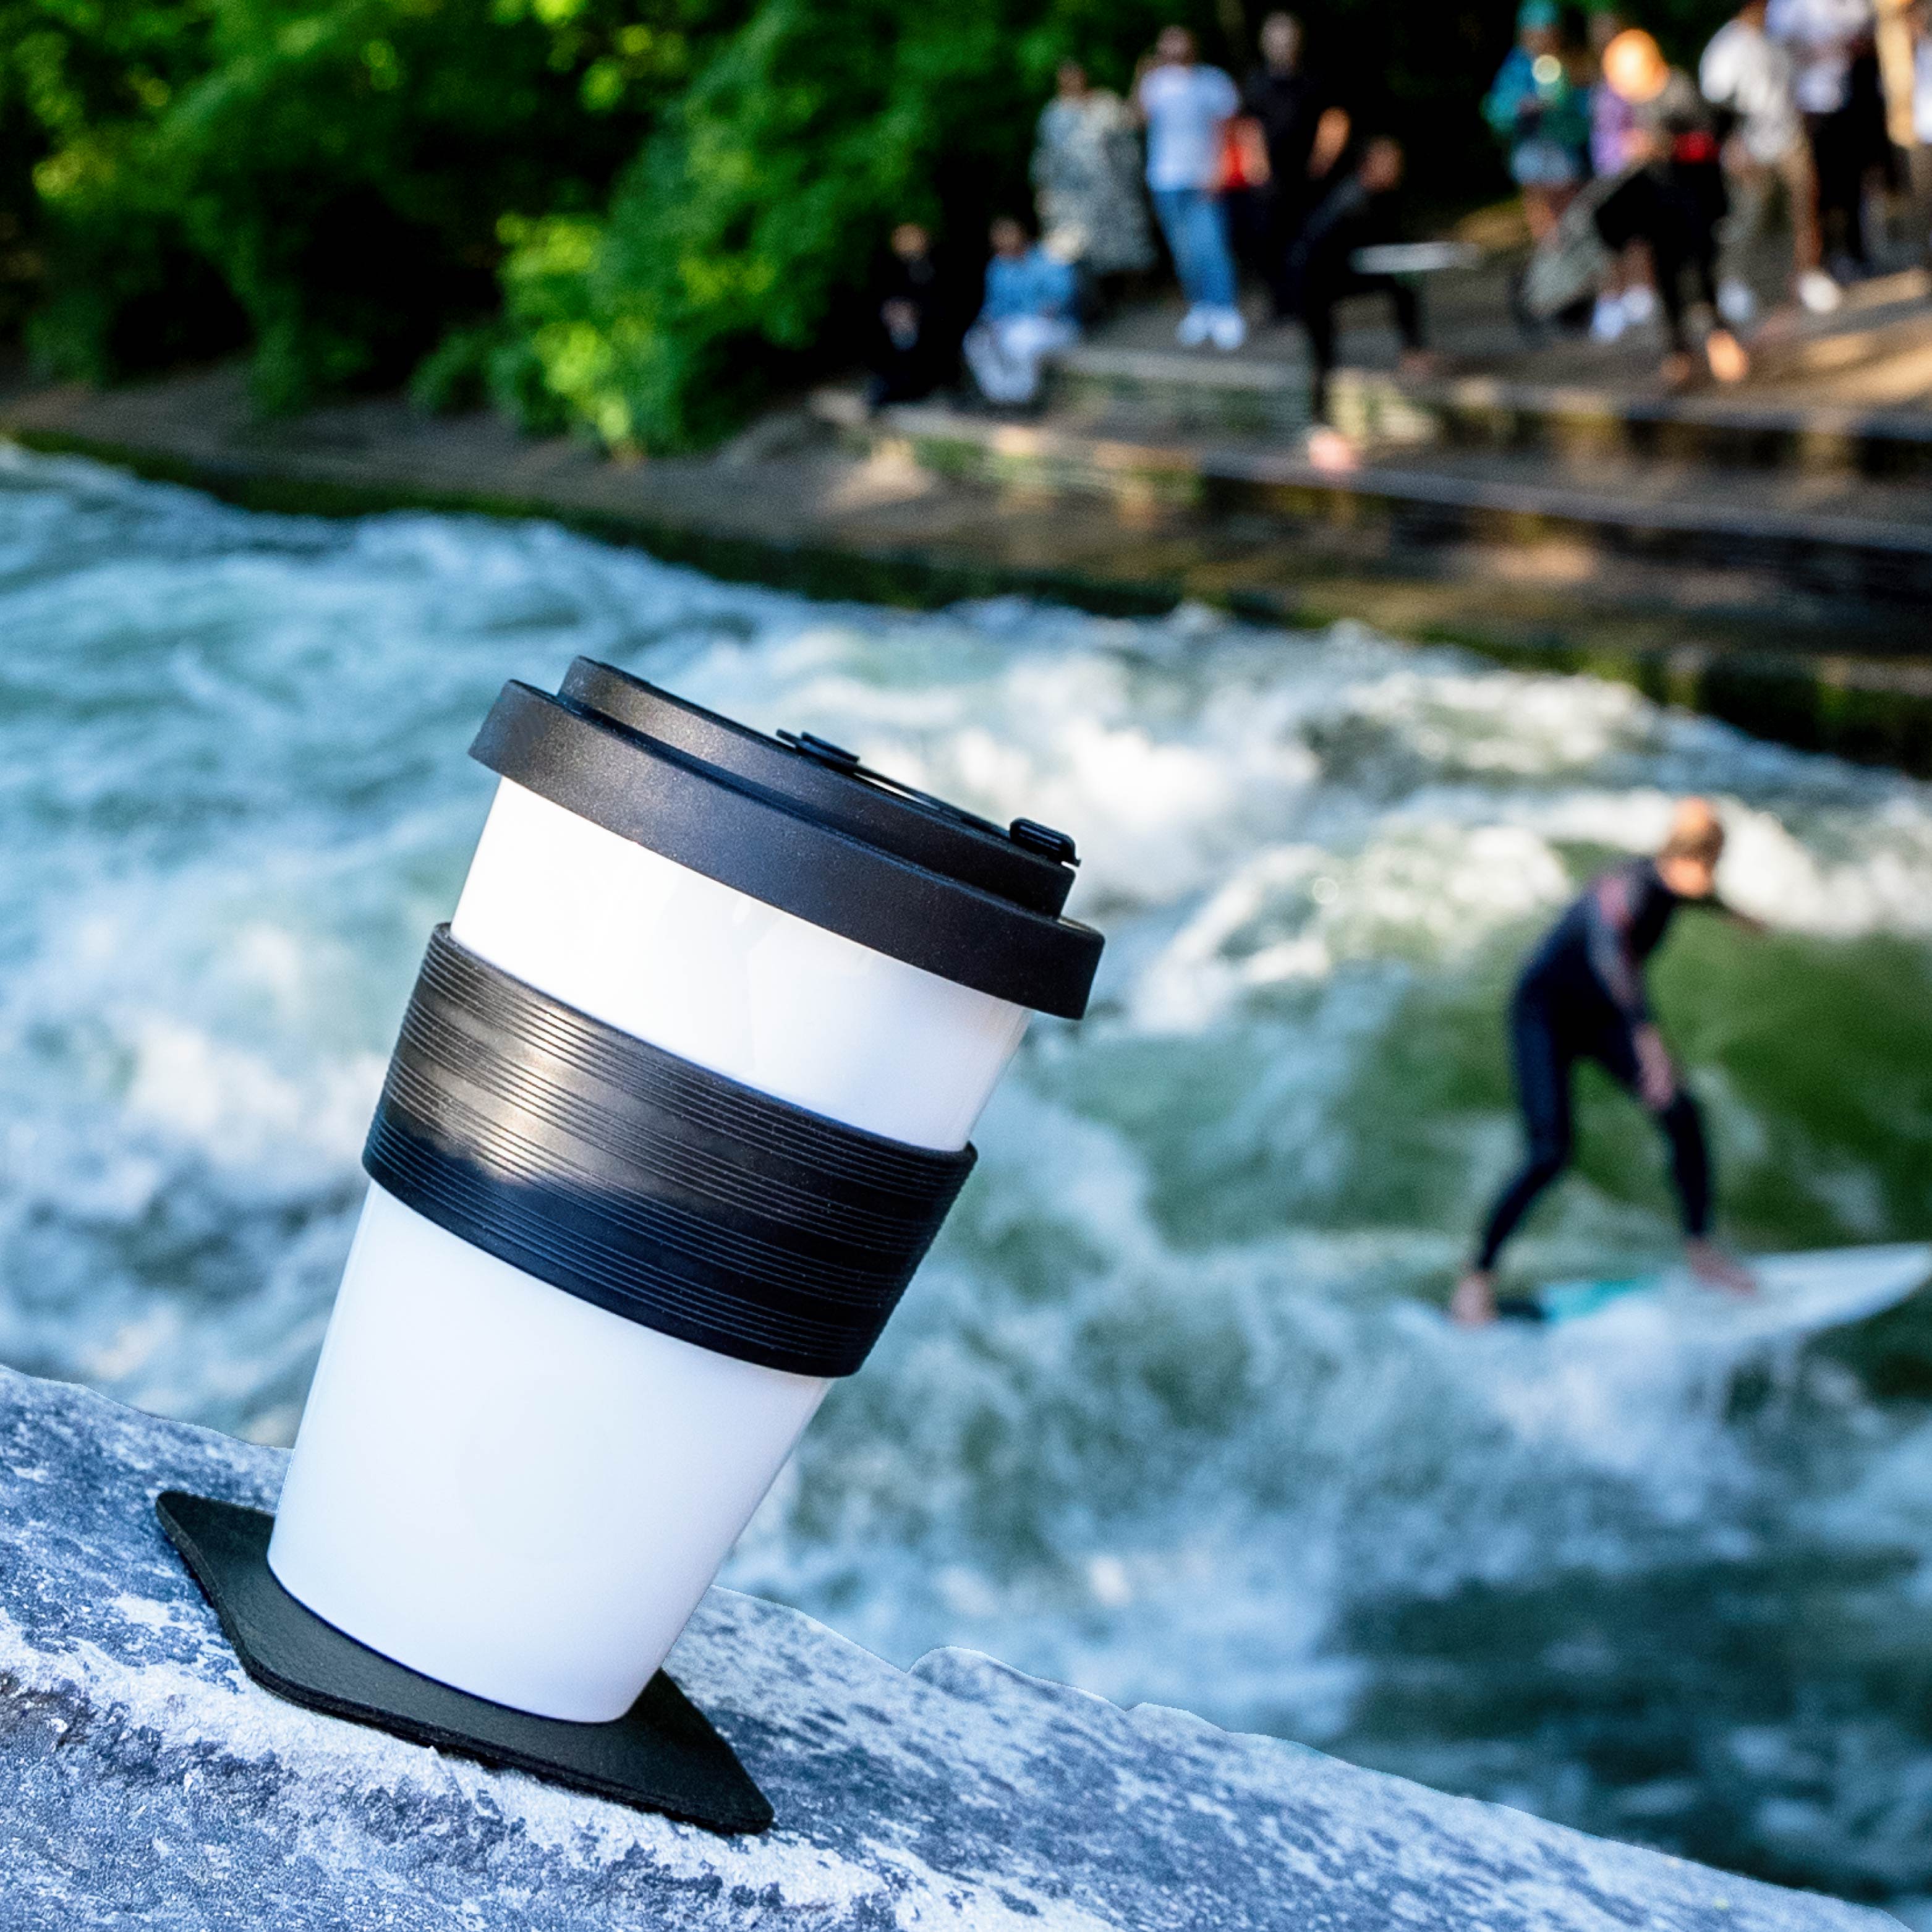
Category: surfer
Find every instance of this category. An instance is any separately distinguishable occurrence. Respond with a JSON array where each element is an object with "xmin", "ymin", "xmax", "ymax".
[{"xmin": 1452, "ymin": 799, "xmax": 1761, "ymax": 1325}]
